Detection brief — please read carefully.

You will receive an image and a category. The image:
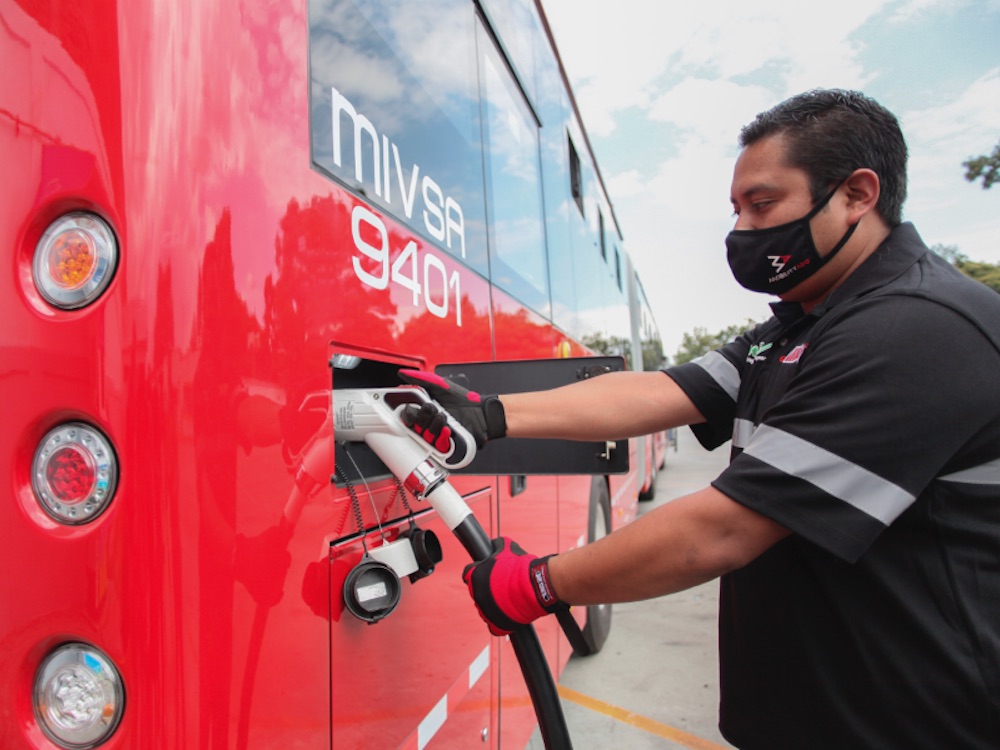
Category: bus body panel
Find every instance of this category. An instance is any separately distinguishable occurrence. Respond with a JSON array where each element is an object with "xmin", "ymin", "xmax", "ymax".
[{"xmin": 1, "ymin": 1, "xmax": 667, "ymax": 747}]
